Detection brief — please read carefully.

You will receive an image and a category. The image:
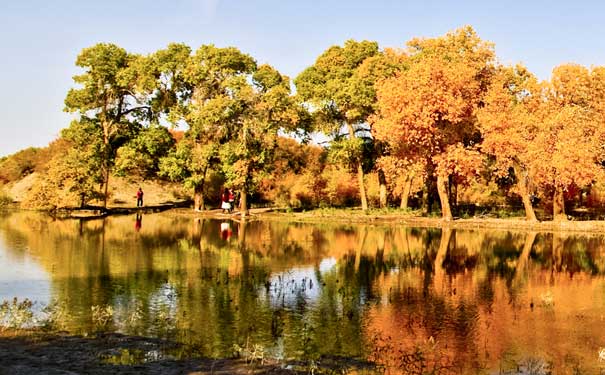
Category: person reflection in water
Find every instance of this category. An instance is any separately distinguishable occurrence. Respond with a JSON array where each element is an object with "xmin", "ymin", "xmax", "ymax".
[
  {"xmin": 135, "ymin": 212, "xmax": 142, "ymax": 232},
  {"xmin": 220, "ymin": 221, "xmax": 232, "ymax": 241}
]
